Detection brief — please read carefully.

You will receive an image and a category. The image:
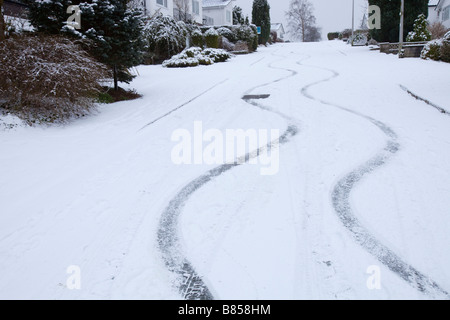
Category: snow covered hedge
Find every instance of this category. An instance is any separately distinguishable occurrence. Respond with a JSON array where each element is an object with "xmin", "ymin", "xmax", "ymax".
[
  {"xmin": 0, "ymin": 35, "xmax": 109, "ymax": 124},
  {"xmin": 163, "ymin": 47, "xmax": 232, "ymax": 68},
  {"xmin": 204, "ymin": 27, "xmax": 219, "ymax": 49},
  {"xmin": 143, "ymin": 13, "xmax": 188, "ymax": 64},
  {"xmin": 421, "ymin": 31, "xmax": 450, "ymax": 63},
  {"xmin": 198, "ymin": 24, "xmax": 258, "ymax": 53},
  {"xmin": 216, "ymin": 27, "xmax": 236, "ymax": 42}
]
